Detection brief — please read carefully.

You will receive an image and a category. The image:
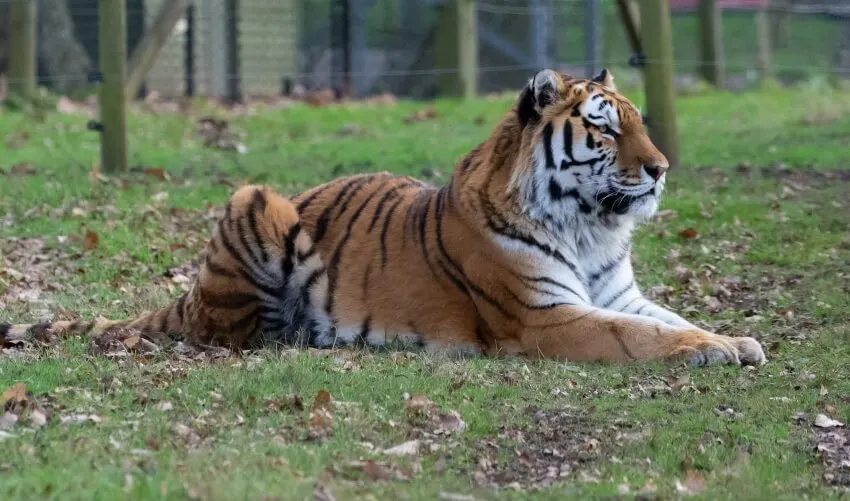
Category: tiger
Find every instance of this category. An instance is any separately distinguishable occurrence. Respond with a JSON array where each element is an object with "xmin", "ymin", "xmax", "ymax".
[{"xmin": 1, "ymin": 68, "xmax": 765, "ymax": 367}]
